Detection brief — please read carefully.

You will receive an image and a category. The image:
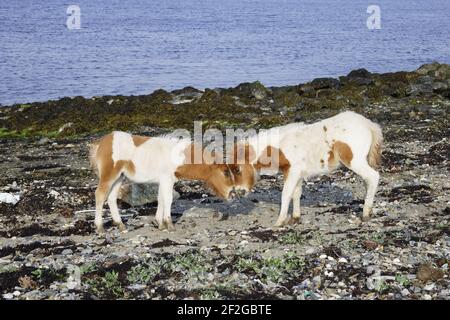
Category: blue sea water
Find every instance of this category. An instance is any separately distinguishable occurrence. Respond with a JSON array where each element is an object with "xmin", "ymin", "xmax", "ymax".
[{"xmin": 0, "ymin": 0, "xmax": 449, "ymax": 106}]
